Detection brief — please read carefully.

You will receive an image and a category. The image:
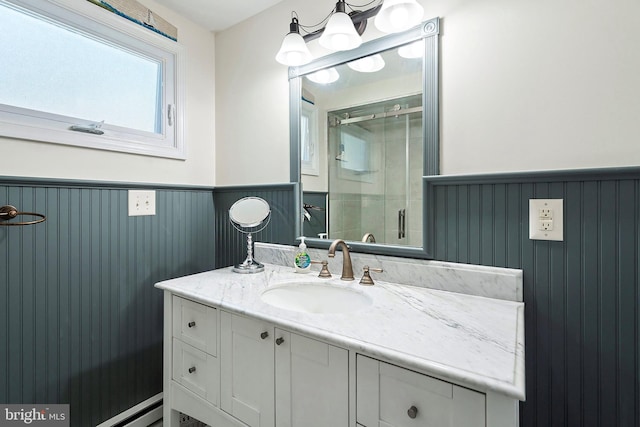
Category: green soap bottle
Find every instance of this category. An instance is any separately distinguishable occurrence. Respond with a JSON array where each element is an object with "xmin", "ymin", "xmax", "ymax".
[{"xmin": 294, "ymin": 237, "xmax": 311, "ymax": 273}]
